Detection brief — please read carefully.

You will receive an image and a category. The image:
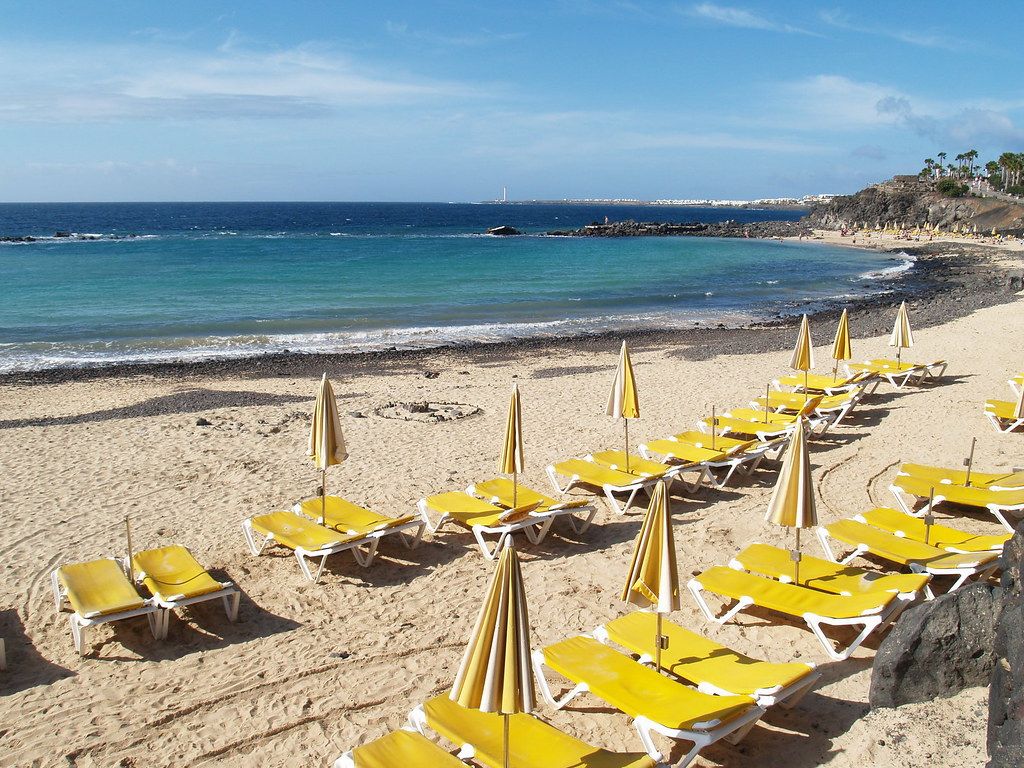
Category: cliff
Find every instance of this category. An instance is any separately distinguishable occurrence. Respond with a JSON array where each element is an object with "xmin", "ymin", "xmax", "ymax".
[{"xmin": 807, "ymin": 175, "xmax": 1024, "ymax": 234}]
